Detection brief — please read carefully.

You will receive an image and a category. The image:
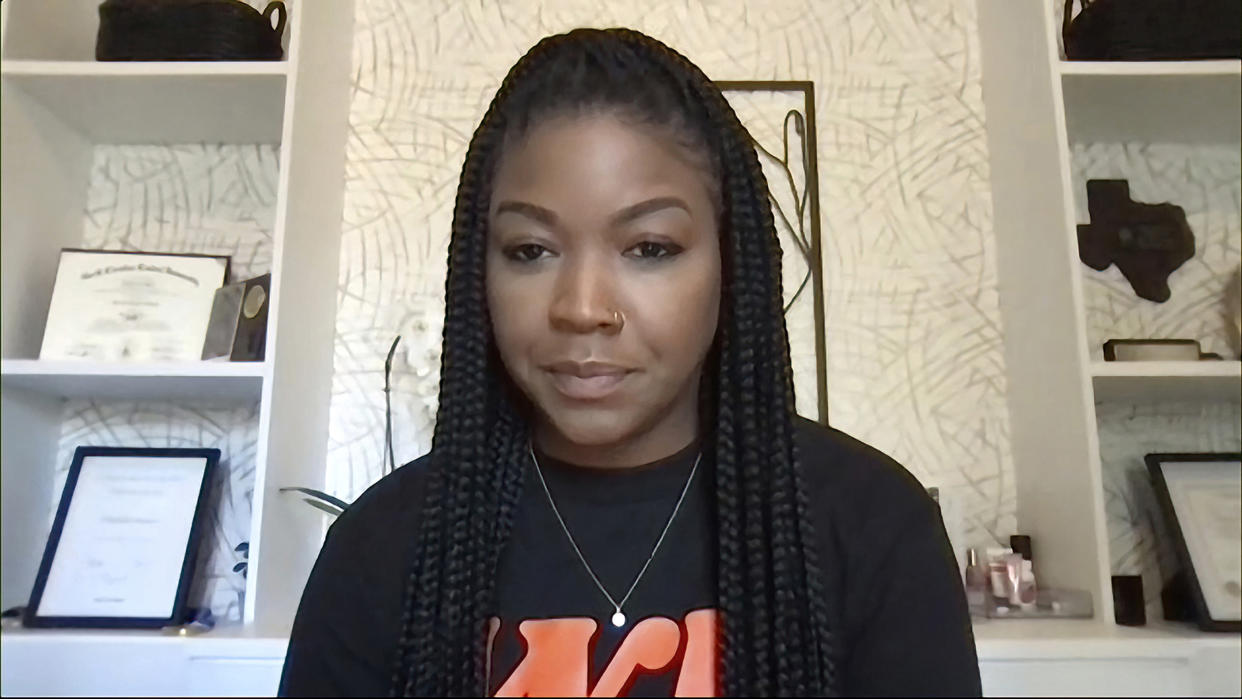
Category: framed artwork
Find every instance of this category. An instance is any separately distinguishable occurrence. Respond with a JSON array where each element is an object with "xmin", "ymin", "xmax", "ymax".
[
  {"xmin": 24, "ymin": 446, "xmax": 219, "ymax": 629},
  {"xmin": 1145, "ymin": 452, "xmax": 1242, "ymax": 632},
  {"xmin": 717, "ymin": 81, "xmax": 828, "ymax": 423}
]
